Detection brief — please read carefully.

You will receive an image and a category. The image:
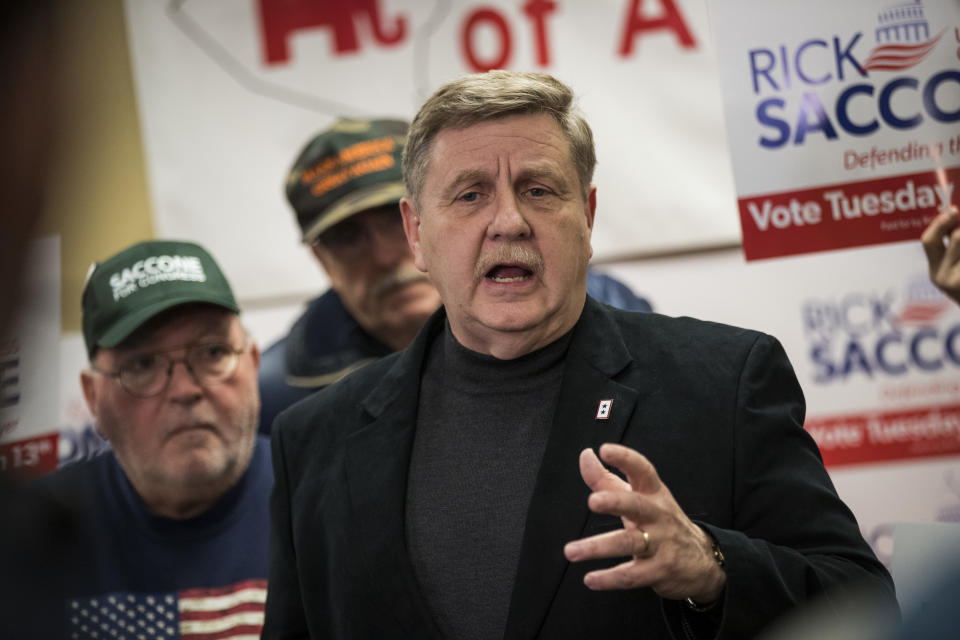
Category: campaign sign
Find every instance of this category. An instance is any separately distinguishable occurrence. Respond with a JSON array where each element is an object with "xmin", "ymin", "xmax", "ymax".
[
  {"xmin": 799, "ymin": 266, "xmax": 960, "ymax": 467},
  {"xmin": 124, "ymin": 0, "xmax": 740, "ymax": 302},
  {"xmin": 710, "ymin": 0, "xmax": 960, "ymax": 260}
]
